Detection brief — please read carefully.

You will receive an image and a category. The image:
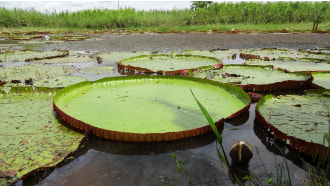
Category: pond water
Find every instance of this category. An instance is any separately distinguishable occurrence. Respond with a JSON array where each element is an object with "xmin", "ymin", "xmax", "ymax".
[{"xmin": 11, "ymin": 58, "xmax": 321, "ymax": 186}]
